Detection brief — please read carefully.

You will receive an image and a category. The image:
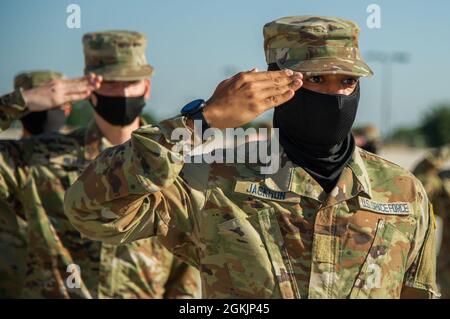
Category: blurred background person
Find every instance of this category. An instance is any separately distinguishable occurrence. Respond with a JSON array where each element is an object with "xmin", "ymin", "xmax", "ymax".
[
  {"xmin": 0, "ymin": 70, "xmax": 74, "ymax": 298},
  {"xmin": 14, "ymin": 71, "xmax": 72, "ymax": 137},
  {"xmin": 353, "ymin": 124, "xmax": 382, "ymax": 154},
  {"xmin": 0, "ymin": 72, "xmax": 98, "ymax": 298},
  {"xmin": 413, "ymin": 144, "xmax": 450, "ymax": 298},
  {"xmin": 0, "ymin": 30, "xmax": 200, "ymax": 299}
]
